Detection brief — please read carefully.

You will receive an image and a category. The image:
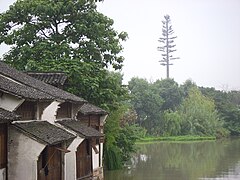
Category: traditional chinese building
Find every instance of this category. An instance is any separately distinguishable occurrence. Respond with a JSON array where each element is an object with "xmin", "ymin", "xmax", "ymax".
[{"xmin": 0, "ymin": 62, "xmax": 107, "ymax": 180}]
